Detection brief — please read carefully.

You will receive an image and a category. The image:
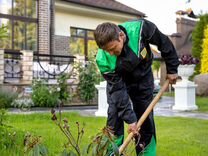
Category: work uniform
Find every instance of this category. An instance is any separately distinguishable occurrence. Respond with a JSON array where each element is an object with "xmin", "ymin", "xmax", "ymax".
[{"xmin": 96, "ymin": 19, "xmax": 179, "ymax": 155}]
